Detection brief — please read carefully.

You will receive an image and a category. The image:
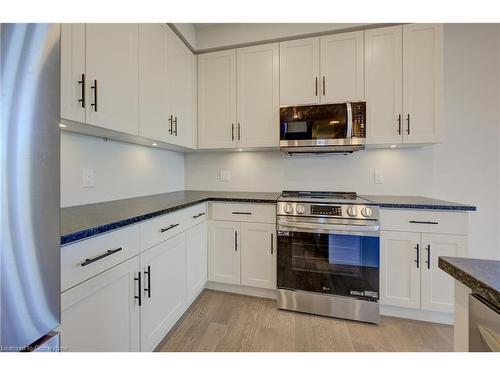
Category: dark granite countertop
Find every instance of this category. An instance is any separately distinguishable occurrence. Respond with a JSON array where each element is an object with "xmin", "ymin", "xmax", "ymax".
[
  {"xmin": 439, "ymin": 256, "xmax": 500, "ymax": 308},
  {"xmin": 361, "ymin": 195, "xmax": 476, "ymax": 211},
  {"xmin": 61, "ymin": 190, "xmax": 280, "ymax": 246}
]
